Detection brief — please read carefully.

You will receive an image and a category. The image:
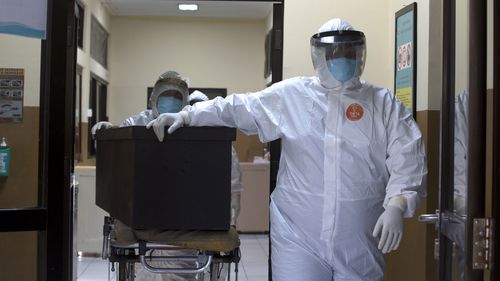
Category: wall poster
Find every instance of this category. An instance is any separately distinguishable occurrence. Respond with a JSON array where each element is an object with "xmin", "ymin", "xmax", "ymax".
[
  {"xmin": 0, "ymin": 68, "xmax": 24, "ymax": 123},
  {"xmin": 395, "ymin": 2, "xmax": 417, "ymax": 118},
  {"xmin": 0, "ymin": 0, "xmax": 47, "ymax": 39}
]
